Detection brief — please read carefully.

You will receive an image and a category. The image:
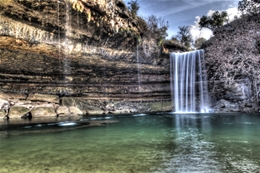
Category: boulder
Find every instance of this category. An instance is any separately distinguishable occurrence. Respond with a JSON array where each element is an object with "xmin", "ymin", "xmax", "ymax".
[
  {"xmin": 73, "ymin": 99, "xmax": 106, "ymax": 114},
  {"xmin": 212, "ymin": 99, "xmax": 240, "ymax": 112},
  {"xmin": 69, "ymin": 106, "xmax": 83, "ymax": 115},
  {"xmin": 8, "ymin": 106, "xmax": 30, "ymax": 118},
  {"xmin": 31, "ymin": 107, "xmax": 57, "ymax": 117},
  {"xmin": 27, "ymin": 93, "xmax": 59, "ymax": 104},
  {"xmin": 56, "ymin": 106, "xmax": 70, "ymax": 115}
]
